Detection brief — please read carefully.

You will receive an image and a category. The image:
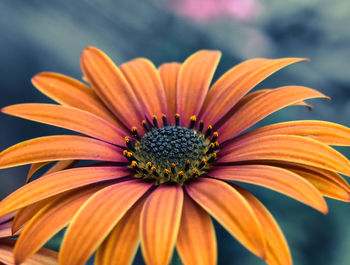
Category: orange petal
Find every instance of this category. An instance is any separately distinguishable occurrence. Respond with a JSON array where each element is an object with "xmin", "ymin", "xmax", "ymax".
[
  {"xmin": 220, "ymin": 135, "xmax": 350, "ymax": 176},
  {"xmin": 214, "ymin": 88, "xmax": 312, "ymax": 129},
  {"xmin": 80, "ymin": 46, "xmax": 144, "ymax": 130},
  {"xmin": 242, "ymin": 90, "xmax": 313, "ymax": 110},
  {"xmin": 185, "ymin": 178, "xmax": 266, "ymax": 259},
  {"xmin": 218, "ymin": 86, "xmax": 328, "ymax": 142},
  {"xmin": 26, "ymin": 162, "xmax": 50, "ymax": 184},
  {"xmin": 0, "ymin": 239, "xmax": 58, "ymax": 265},
  {"xmin": 141, "ymin": 185, "xmax": 183, "ymax": 265},
  {"xmin": 0, "ymin": 167, "xmax": 131, "ymax": 216},
  {"xmin": 210, "ymin": 165, "xmax": 328, "ymax": 213},
  {"xmin": 289, "ymin": 169, "xmax": 350, "ymax": 202},
  {"xmin": 158, "ymin": 62, "xmax": 181, "ymax": 124},
  {"xmin": 121, "ymin": 58, "xmax": 168, "ymax": 121},
  {"xmin": 177, "ymin": 50, "xmax": 221, "ymax": 123},
  {"xmin": 31, "ymin": 72, "xmax": 124, "ymax": 131},
  {"xmin": 0, "ymin": 135, "xmax": 127, "ymax": 169},
  {"xmin": 2, "ymin": 104, "xmax": 126, "ymax": 145},
  {"xmin": 13, "ymin": 184, "xmax": 105, "ymax": 264},
  {"xmin": 268, "ymin": 161, "xmax": 350, "ymax": 202},
  {"xmin": 200, "ymin": 58, "xmax": 270, "ymax": 124},
  {"xmin": 176, "ymin": 194, "xmax": 217, "ymax": 265},
  {"xmin": 59, "ymin": 180, "xmax": 152, "ymax": 265},
  {"xmin": 234, "ymin": 120, "xmax": 350, "ymax": 146},
  {"xmin": 233, "ymin": 185, "xmax": 292, "ymax": 265},
  {"xmin": 222, "ymin": 88, "xmax": 270, "ymax": 114},
  {"xmin": 208, "ymin": 89, "xmax": 269, "ymax": 130},
  {"xmin": 95, "ymin": 196, "xmax": 145, "ymax": 265},
  {"xmin": 200, "ymin": 58, "xmax": 307, "ymax": 126}
]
